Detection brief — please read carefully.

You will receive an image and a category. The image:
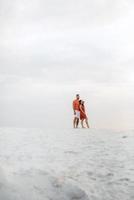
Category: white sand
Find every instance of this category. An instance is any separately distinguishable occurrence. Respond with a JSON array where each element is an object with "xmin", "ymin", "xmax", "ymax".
[{"xmin": 0, "ymin": 128, "xmax": 134, "ymax": 200}]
